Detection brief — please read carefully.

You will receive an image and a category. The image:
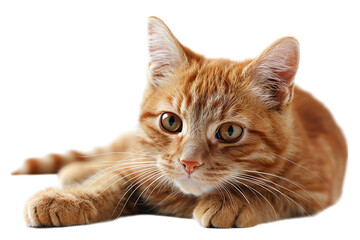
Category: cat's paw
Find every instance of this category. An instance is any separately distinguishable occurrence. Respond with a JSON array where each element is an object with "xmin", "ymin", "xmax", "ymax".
[
  {"xmin": 193, "ymin": 195, "xmax": 261, "ymax": 228},
  {"xmin": 24, "ymin": 188, "xmax": 97, "ymax": 227}
]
